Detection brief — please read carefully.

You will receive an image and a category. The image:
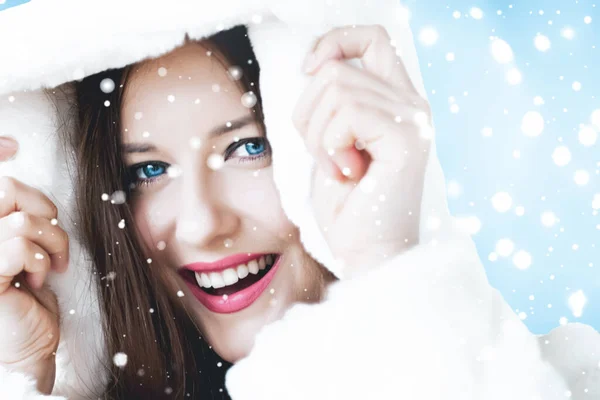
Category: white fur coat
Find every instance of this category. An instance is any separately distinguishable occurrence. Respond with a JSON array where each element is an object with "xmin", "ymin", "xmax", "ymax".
[{"xmin": 0, "ymin": 0, "xmax": 598, "ymax": 399}]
